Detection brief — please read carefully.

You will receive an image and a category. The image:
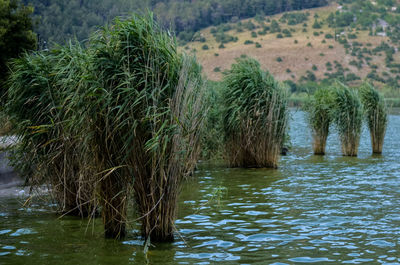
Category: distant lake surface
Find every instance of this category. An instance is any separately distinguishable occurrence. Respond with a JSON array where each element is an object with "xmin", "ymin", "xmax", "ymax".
[{"xmin": 1, "ymin": 110, "xmax": 400, "ymax": 264}]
